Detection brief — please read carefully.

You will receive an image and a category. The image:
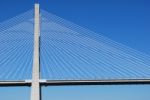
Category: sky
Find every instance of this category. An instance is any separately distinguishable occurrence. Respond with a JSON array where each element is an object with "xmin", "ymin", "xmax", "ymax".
[{"xmin": 0, "ymin": 0, "xmax": 150, "ymax": 100}]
